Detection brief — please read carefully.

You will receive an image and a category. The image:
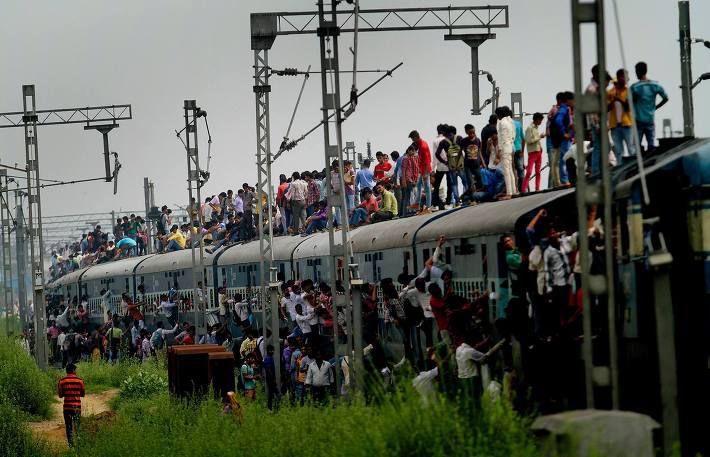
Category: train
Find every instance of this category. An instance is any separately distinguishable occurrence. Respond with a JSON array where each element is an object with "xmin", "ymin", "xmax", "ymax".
[{"xmin": 47, "ymin": 137, "xmax": 709, "ymax": 453}]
